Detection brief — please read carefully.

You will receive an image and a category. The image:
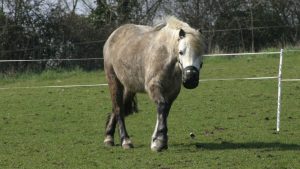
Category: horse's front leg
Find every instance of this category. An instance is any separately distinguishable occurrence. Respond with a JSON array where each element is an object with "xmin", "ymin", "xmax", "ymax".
[{"xmin": 151, "ymin": 101, "xmax": 171, "ymax": 151}]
